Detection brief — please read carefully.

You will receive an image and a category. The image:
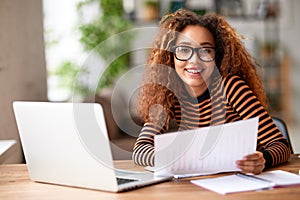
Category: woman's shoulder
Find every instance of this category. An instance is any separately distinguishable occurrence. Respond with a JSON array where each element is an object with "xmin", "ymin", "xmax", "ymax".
[
  {"xmin": 221, "ymin": 74, "xmax": 246, "ymax": 87},
  {"xmin": 219, "ymin": 74, "xmax": 251, "ymax": 94},
  {"xmin": 223, "ymin": 74, "xmax": 243, "ymax": 82}
]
